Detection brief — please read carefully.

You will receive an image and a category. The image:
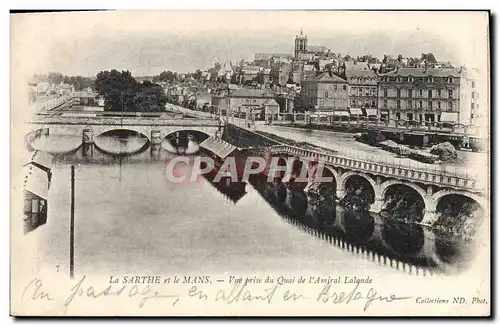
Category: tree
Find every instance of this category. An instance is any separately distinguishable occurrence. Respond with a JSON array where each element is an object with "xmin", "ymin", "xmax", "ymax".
[
  {"xmin": 95, "ymin": 70, "xmax": 139, "ymax": 112},
  {"xmin": 133, "ymin": 82, "xmax": 167, "ymax": 112},
  {"xmin": 47, "ymin": 72, "xmax": 64, "ymax": 85},
  {"xmin": 193, "ymin": 69, "xmax": 203, "ymax": 82},
  {"xmin": 94, "ymin": 70, "xmax": 167, "ymax": 112},
  {"xmin": 158, "ymin": 70, "xmax": 176, "ymax": 83},
  {"xmin": 422, "ymin": 53, "xmax": 437, "ymax": 63}
]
